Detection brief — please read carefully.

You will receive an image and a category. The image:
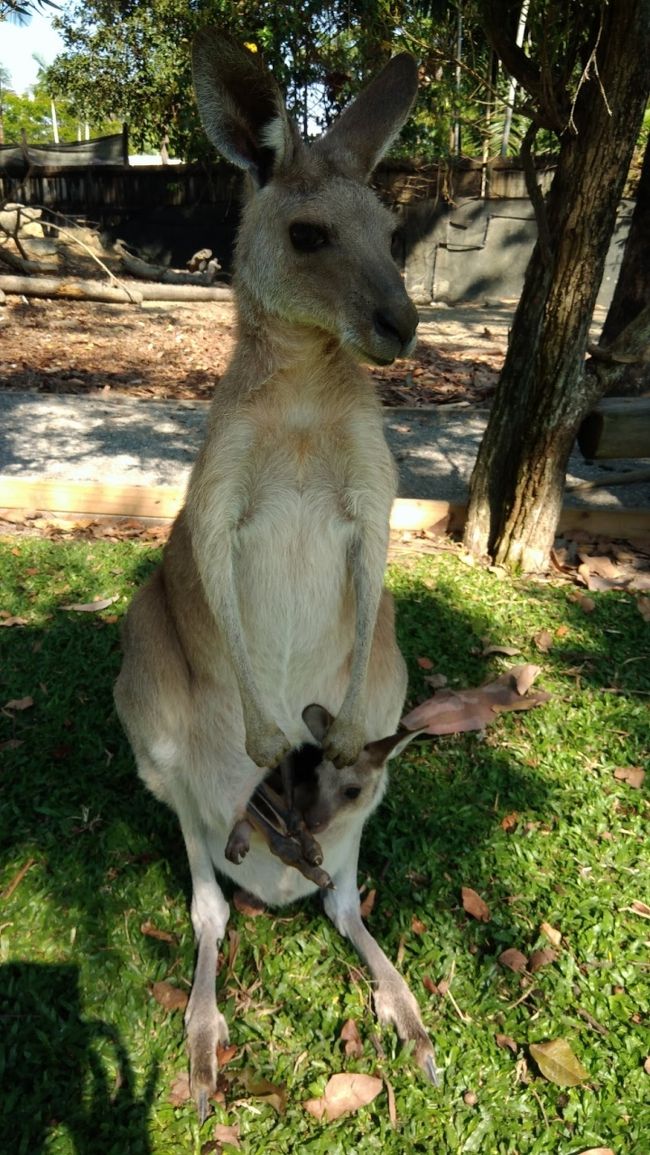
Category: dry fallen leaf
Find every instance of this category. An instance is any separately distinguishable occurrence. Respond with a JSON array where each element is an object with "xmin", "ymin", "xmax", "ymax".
[
  {"xmin": 644, "ymin": 1056, "xmax": 650, "ymax": 1075},
  {"xmin": 168, "ymin": 1071, "xmax": 192, "ymax": 1107},
  {"xmin": 528, "ymin": 947, "xmax": 557, "ymax": 973},
  {"xmin": 411, "ymin": 915, "xmax": 427, "ymax": 935},
  {"xmin": 0, "ymin": 615, "xmax": 29, "ymax": 627},
  {"xmin": 576, "ymin": 1149, "xmax": 615, "ymax": 1155},
  {"xmin": 461, "ymin": 887, "xmax": 490, "ymax": 923},
  {"xmin": 498, "ymin": 947, "xmax": 528, "ymax": 973},
  {"xmin": 613, "ymin": 766, "xmax": 645, "ymax": 789},
  {"xmin": 4, "ymin": 696, "xmax": 34, "ymax": 711},
  {"xmin": 401, "ymin": 665, "xmax": 550, "ymax": 735},
  {"xmin": 637, "ymin": 597, "xmax": 650, "ymax": 622},
  {"xmin": 340, "ymin": 1018, "xmax": 364, "ymax": 1059},
  {"xmin": 569, "ymin": 590, "xmax": 597, "ymax": 614},
  {"xmin": 481, "ymin": 643, "xmax": 521, "ymax": 657},
  {"xmin": 495, "ymin": 1033, "xmax": 518, "ymax": 1054},
  {"xmin": 304, "ymin": 1073, "xmax": 383, "ymax": 1122},
  {"xmin": 240, "ymin": 1072, "xmax": 287, "ymax": 1115},
  {"xmin": 61, "ymin": 594, "xmax": 119, "ymax": 612},
  {"xmin": 359, "ymin": 888, "xmax": 376, "ymax": 919},
  {"xmin": 214, "ymin": 1122, "xmax": 241, "ymax": 1149},
  {"xmin": 151, "ymin": 980, "xmax": 189, "ymax": 1013},
  {"xmin": 416, "ymin": 655, "xmax": 434, "ymax": 670},
  {"xmin": 141, "ymin": 920, "xmax": 178, "ymax": 944},
  {"xmin": 216, "ymin": 1043, "xmax": 238, "ymax": 1067},
  {"xmin": 540, "ymin": 921, "xmax": 562, "ymax": 947},
  {"xmin": 501, "ymin": 812, "xmax": 519, "ymax": 832},
  {"xmin": 533, "ymin": 629, "xmax": 553, "ymax": 653},
  {"xmin": 628, "ymin": 900, "xmax": 650, "ymax": 918},
  {"xmin": 529, "ymin": 1039, "xmax": 588, "ymax": 1086}
]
